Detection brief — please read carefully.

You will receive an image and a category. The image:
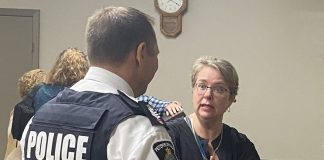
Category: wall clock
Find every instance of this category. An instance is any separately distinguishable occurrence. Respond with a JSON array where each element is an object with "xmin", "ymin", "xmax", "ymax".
[{"xmin": 154, "ymin": 0, "xmax": 188, "ymax": 37}]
